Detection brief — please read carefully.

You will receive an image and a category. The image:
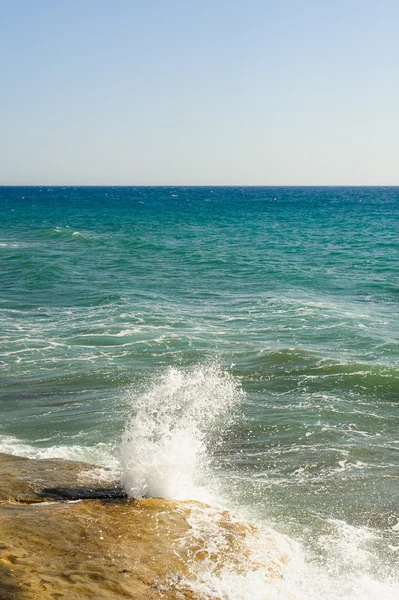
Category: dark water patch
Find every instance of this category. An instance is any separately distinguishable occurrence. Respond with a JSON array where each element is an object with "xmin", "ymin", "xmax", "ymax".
[
  {"xmin": 232, "ymin": 351, "xmax": 399, "ymax": 401},
  {"xmin": 234, "ymin": 348, "xmax": 318, "ymax": 372},
  {"xmin": 0, "ymin": 370, "xmax": 133, "ymax": 393}
]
